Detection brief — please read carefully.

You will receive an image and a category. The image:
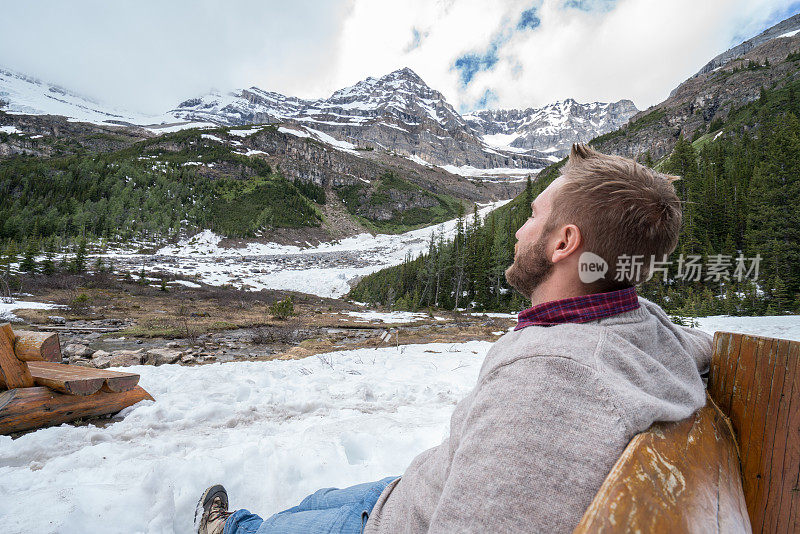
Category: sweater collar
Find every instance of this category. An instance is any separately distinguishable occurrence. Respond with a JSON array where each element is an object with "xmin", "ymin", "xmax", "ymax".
[{"xmin": 515, "ymin": 286, "xmax": 640, "ymax": 330}]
